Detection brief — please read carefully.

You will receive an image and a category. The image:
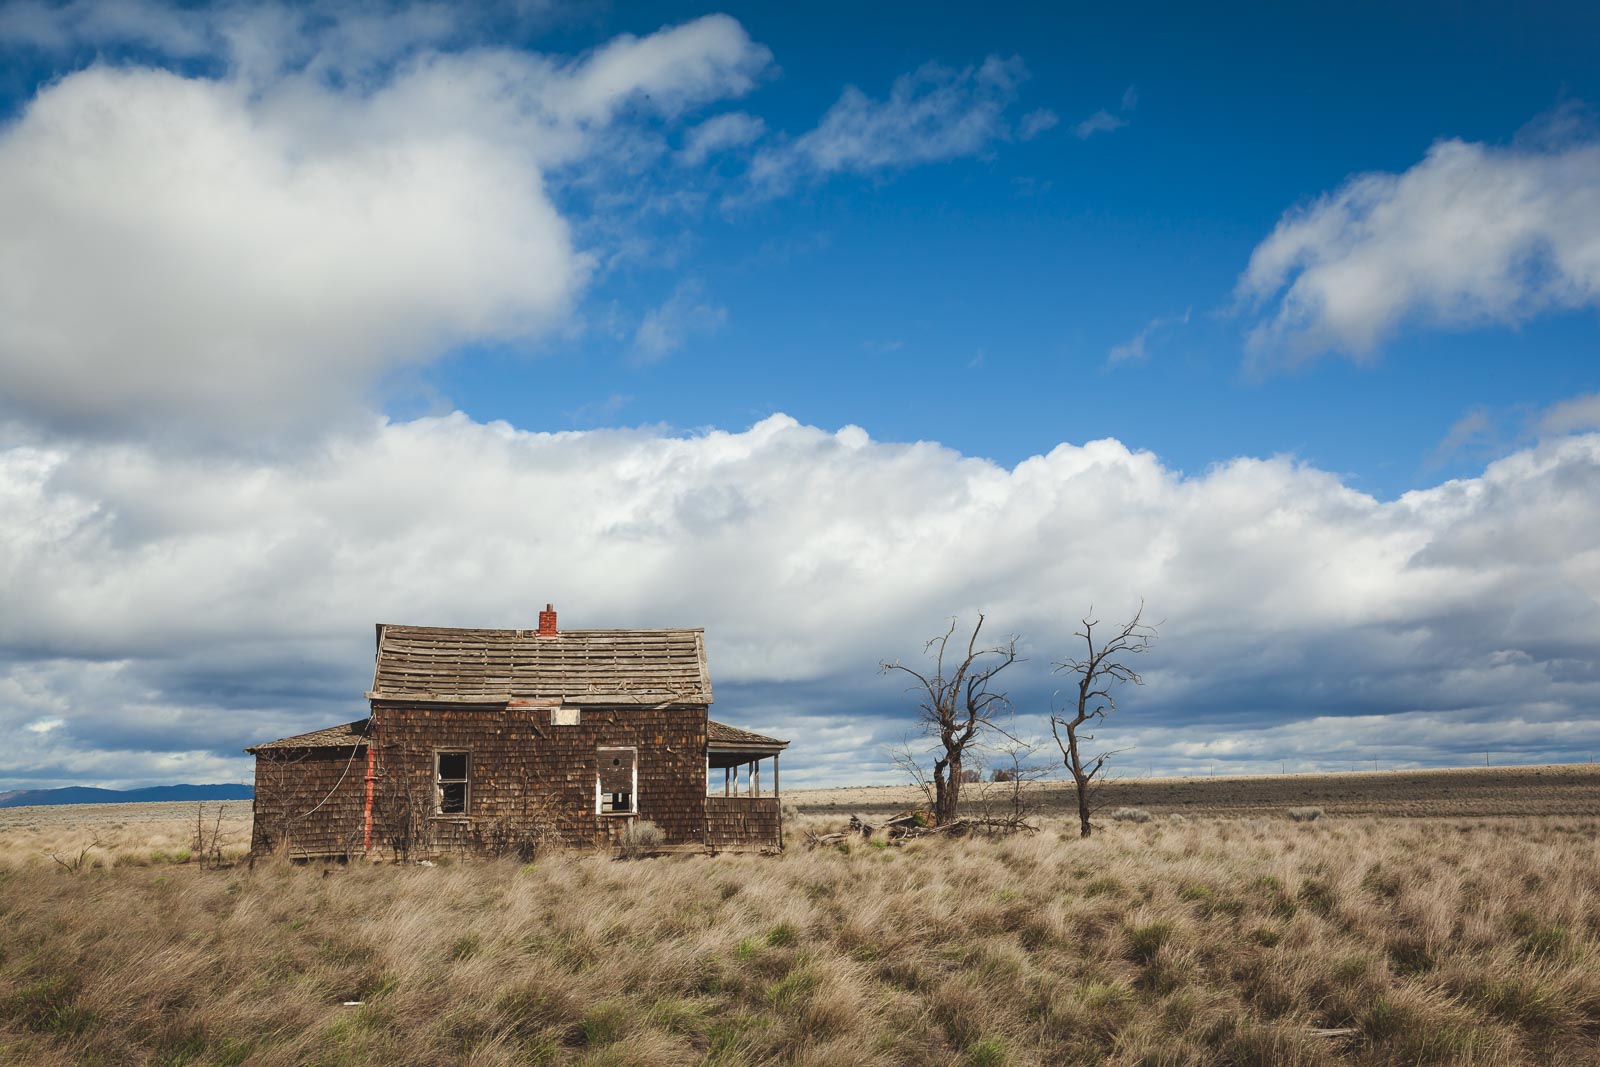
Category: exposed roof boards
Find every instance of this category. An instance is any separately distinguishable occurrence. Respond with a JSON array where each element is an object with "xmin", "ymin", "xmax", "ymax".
[{"xmin": 369, "ymin": 624, "xmax": 713, "ymax": 704}]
